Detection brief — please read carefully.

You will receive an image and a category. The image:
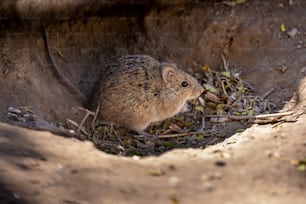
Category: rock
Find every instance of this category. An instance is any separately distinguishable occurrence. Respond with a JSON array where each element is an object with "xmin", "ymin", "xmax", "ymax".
[
  {"xmin": 300, "ymin": 67, "xmax": 306, "ymax": 74},
  {"xmin": 7, "ymin": 106, "xmax": 21, "ymax": 114},
  {"xmin": 214, "ymin": 160, "xmax": 227, "ymax": 167},
  {"xmin": 287, "ymin": 28, "xmax": 298, "ymax": 38},
  {"xmin": 168, "ymin": 176, "xmax": 180, "ymax": 187}
]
